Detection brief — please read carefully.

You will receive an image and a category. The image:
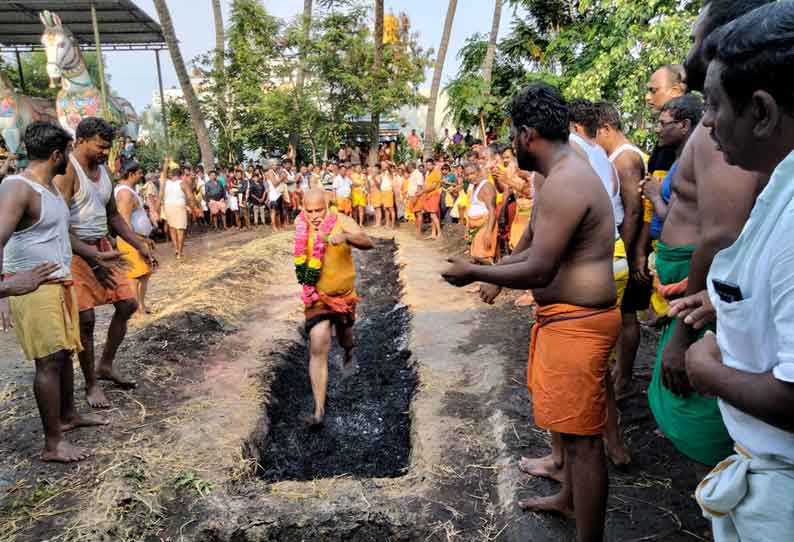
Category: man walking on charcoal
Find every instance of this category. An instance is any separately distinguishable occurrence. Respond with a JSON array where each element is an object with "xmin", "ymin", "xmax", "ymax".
[
  {"xmin": 295, "ymin": 189, "xmax": 373, "ymax": 429},
  {"xmin": 443, "ymin": 84, "xmax": 620, "ymax": 541}
]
